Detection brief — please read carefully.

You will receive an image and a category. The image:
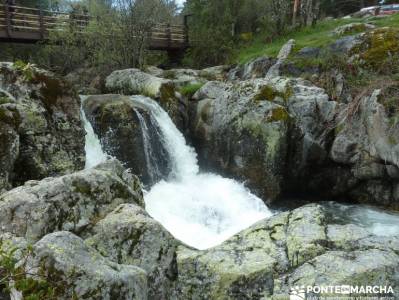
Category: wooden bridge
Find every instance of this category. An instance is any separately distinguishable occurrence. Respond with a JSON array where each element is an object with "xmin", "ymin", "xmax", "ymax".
[{"xmin": 0, "ymin": 4, "xmax": 189, "ymax": 52}]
